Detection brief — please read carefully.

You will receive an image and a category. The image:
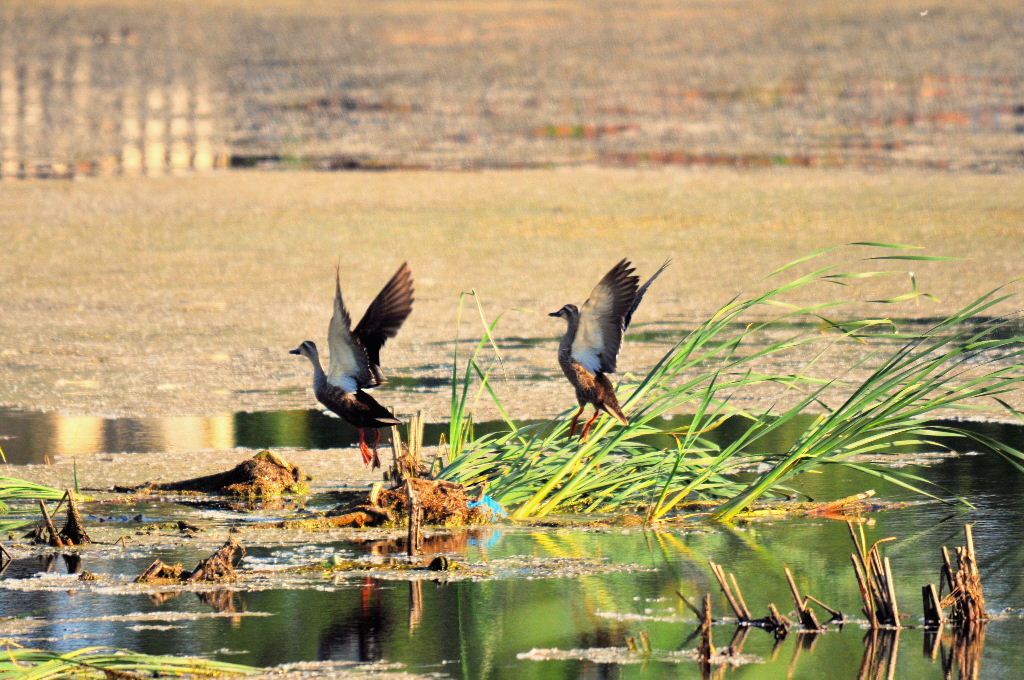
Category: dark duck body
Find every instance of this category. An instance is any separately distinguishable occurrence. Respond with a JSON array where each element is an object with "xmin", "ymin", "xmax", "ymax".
[
  {"xmin": 550, "ymin": 258, "xmax": 669, "ymax": 440},
  {"xmin": 291, "ymin": 263, "xmax": 414, "ymax": 468}
]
